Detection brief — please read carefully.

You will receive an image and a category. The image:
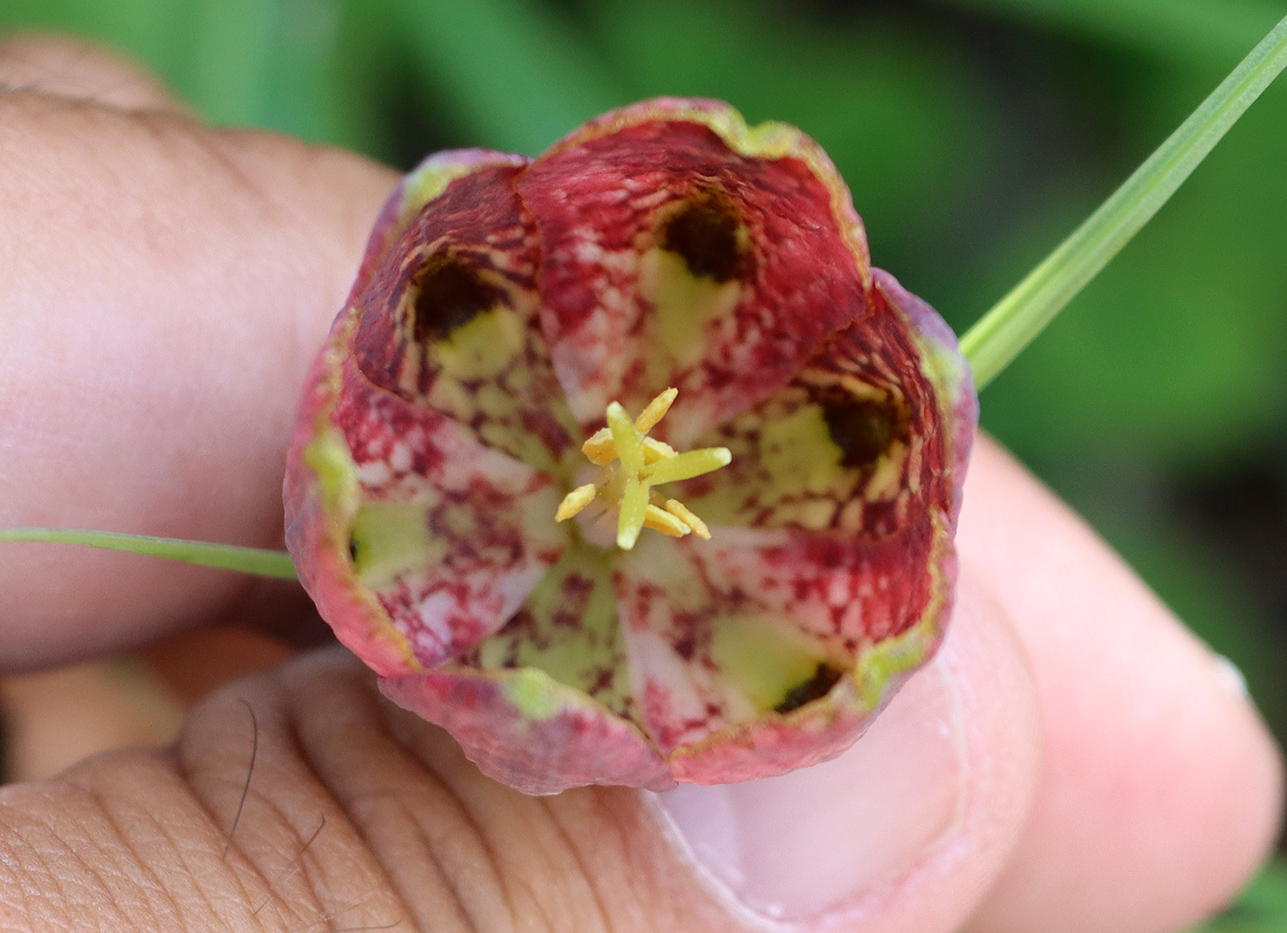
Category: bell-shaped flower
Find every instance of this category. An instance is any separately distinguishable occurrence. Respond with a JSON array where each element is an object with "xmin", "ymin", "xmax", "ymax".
[{"xmin": 284, "ymin": 98, "xmax": 977, "ymax": 795}]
